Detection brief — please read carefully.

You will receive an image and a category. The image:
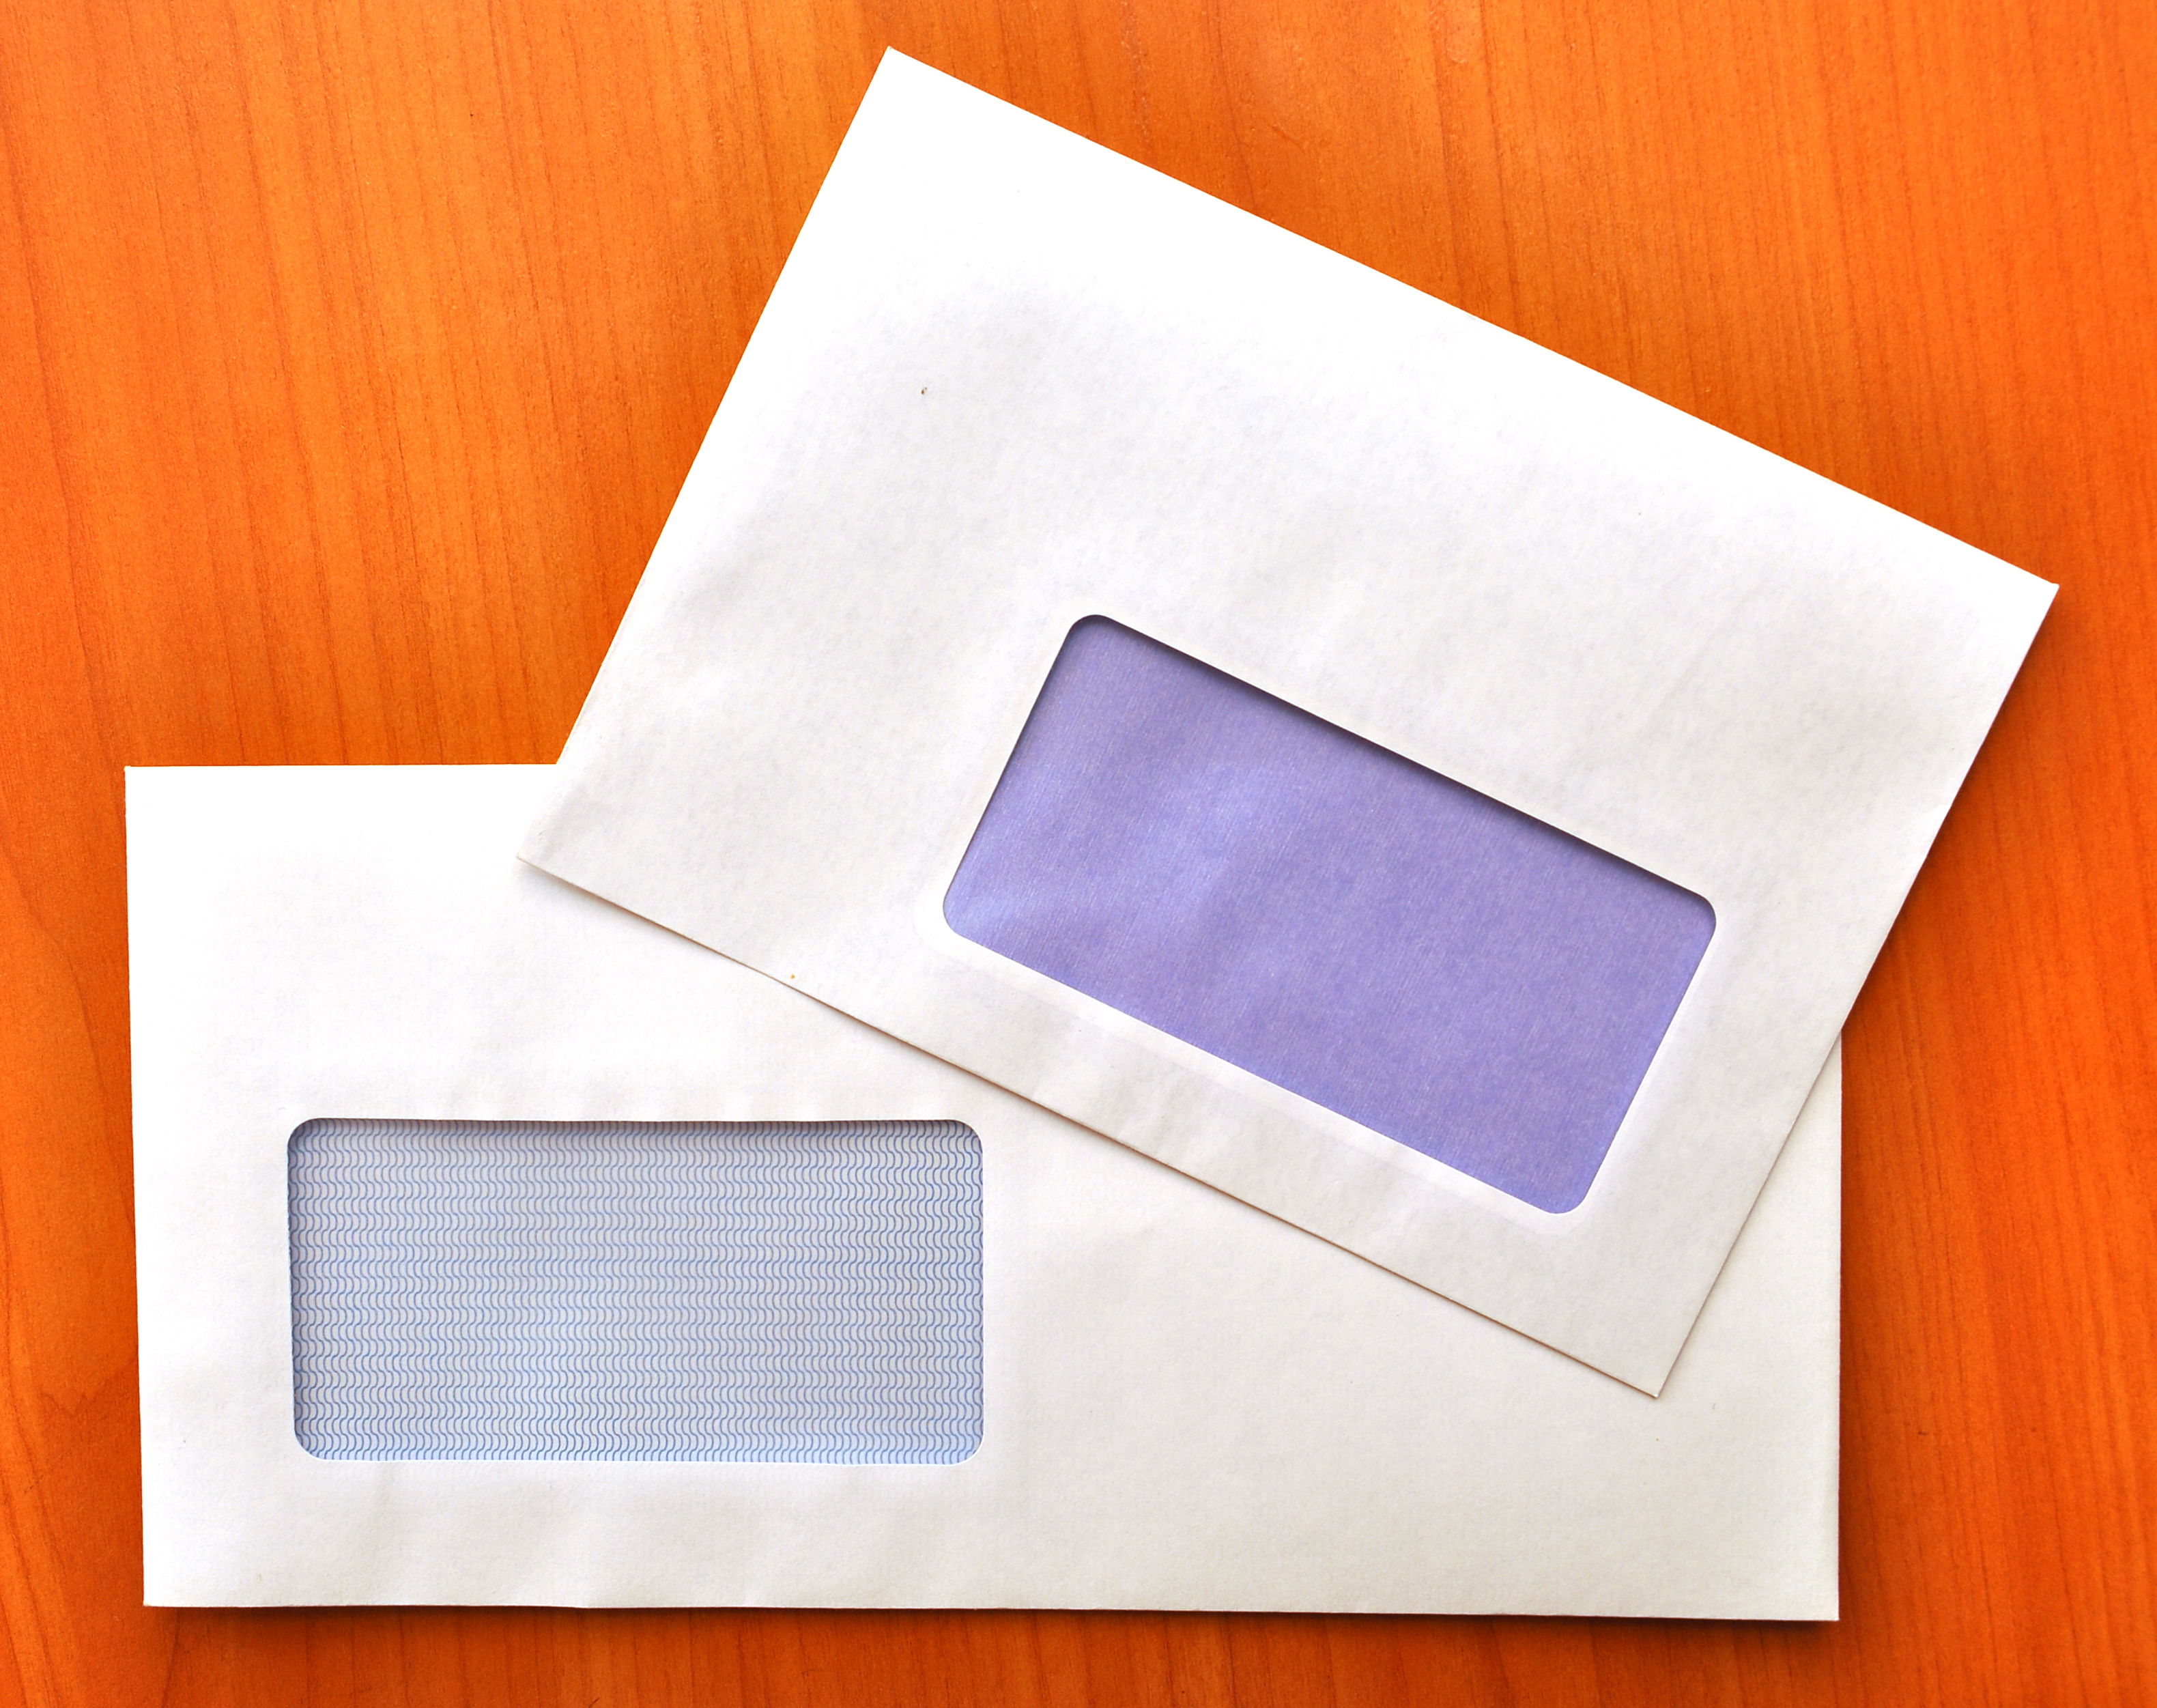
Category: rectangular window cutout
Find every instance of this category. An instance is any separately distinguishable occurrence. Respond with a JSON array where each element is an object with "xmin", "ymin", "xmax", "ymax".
[
  {"xmin": 943, "ymin": 618, "xmax": 1714, "ymax": 1214},
  {"xmin": 288, "ymin": 1119, "xmax": 982, "ymax": 1462}
]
